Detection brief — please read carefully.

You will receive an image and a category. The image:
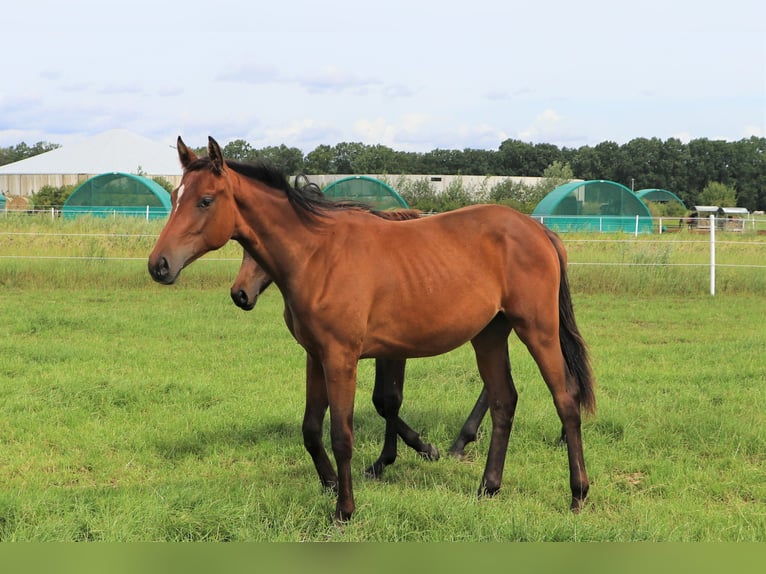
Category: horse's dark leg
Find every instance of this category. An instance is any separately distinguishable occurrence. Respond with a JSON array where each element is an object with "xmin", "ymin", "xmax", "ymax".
[
  {"xmin": 395, "ymin": 413, "xmax": 440, "ymax": 461},
  {"xmin": 365, "ymin": 358, "xmax": 403, "ymax": 478},
  {"xmin": 446, "ymin": 388, "xmax": 565, "ymax": 455},
  {"xmin": 471, "ymin": 318, "xmax": 516, "ymax": 498},
  {"xmin": 301, "ymin": 354, "xmax": 337, "ymax": 492},
  {"xmin": 365, "ymin": 359, "xmax": 439, "ymax": 480},
  {"xmin": 448, "ymin": 387, "xmax": 489, "ymax": 457}
]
